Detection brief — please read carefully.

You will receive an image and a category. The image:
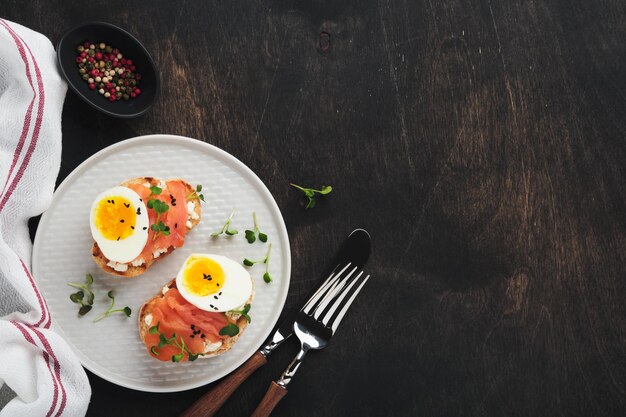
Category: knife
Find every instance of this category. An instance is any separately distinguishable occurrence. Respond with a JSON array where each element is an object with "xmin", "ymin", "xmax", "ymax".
[{"xmin": 180, "ymin": 229, "xmax": 371, "ymax": 417}]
